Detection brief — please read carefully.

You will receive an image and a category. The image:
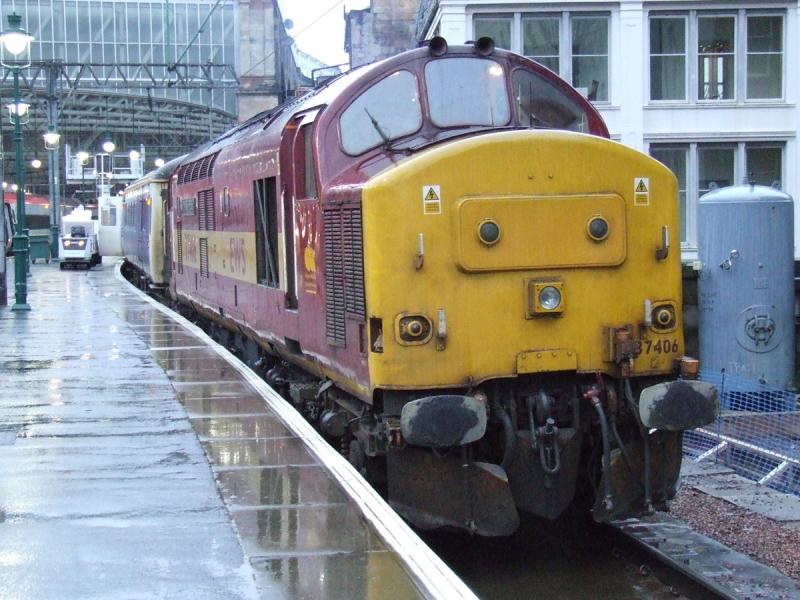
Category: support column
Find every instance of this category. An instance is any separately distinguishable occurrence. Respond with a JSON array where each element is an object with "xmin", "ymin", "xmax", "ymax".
[{"xmin": 46, "ymin": 64, "xmax": 60, "ymax": 260}]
